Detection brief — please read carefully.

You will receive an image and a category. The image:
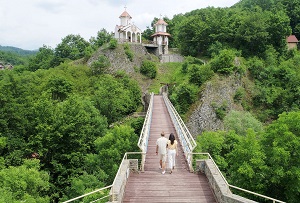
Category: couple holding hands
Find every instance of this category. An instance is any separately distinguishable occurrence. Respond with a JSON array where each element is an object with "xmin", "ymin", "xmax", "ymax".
[{"xmin": 156, "ymin": 132, "xmax": 178, "ymax": 174}]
